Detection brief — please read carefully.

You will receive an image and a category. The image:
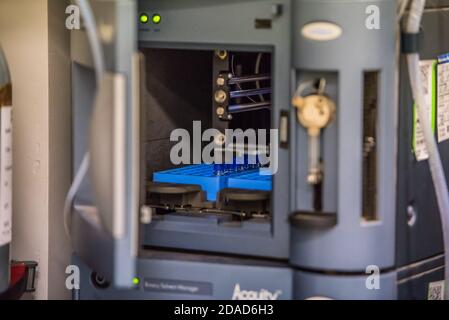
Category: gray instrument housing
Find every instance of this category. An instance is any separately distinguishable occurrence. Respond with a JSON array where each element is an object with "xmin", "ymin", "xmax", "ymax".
[{"xmin": 70, "ymin": 0, "xmax": 447, "ymax": 299}]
